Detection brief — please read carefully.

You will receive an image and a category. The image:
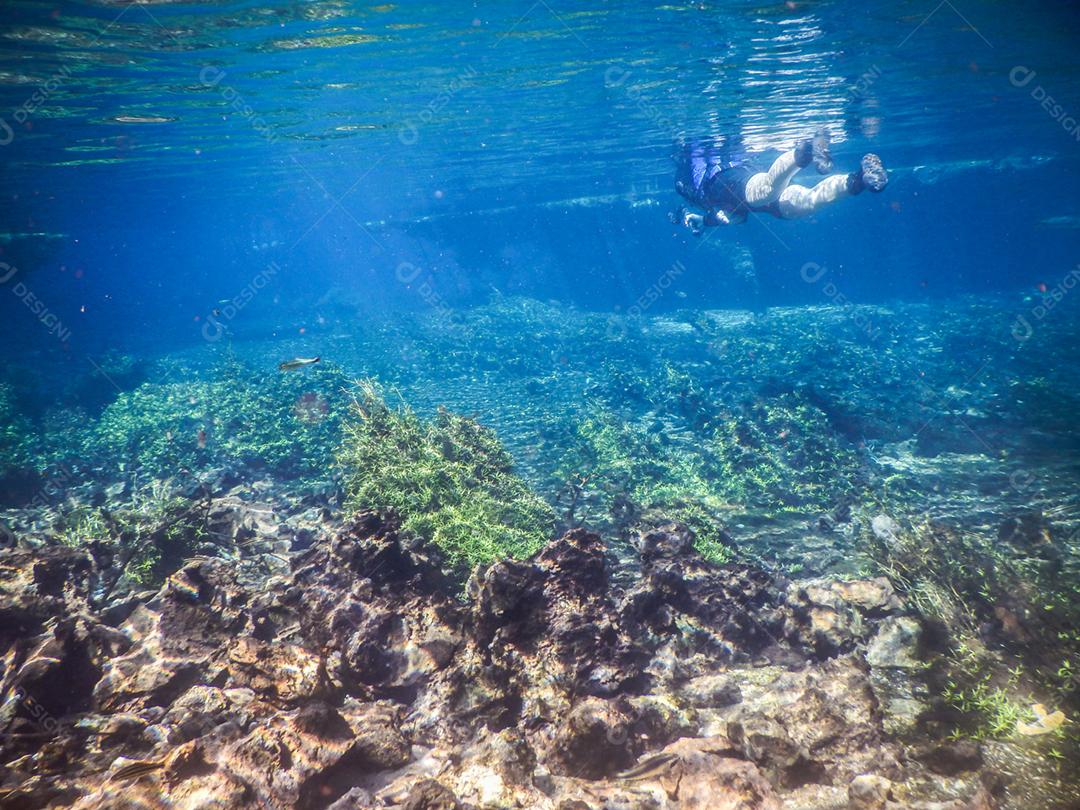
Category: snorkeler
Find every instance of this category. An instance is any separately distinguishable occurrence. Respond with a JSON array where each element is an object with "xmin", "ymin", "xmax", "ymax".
[{"xmin": 671, "ymin": 130, "xmax": 888, "ymax": 234}]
